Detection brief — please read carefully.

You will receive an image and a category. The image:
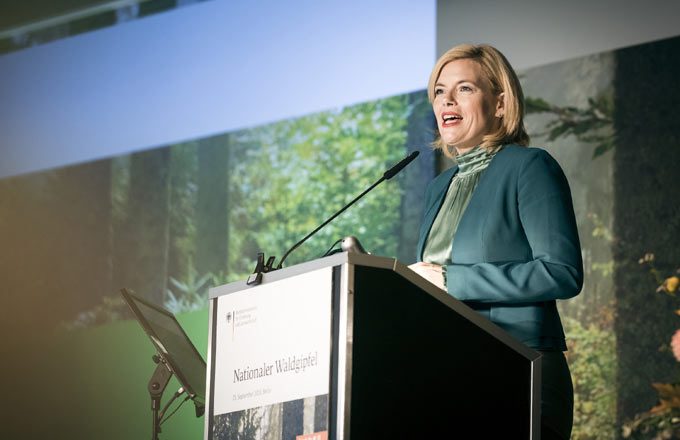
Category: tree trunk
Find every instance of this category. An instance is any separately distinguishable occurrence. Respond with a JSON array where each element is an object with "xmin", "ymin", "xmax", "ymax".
[
  {"xmin": 167, "ymin": 142, "xmax": 199, "ymax": 287},
  {"xmin": 613, "ymin": 35, "xmax": 680, "ymax": 426},
  {"xmin": 396, "ymin": 91, "xmax": 436, "ymax": 264},
  {"xmin": 196, "ymin": 134, "xmax": 230, "ymax": 279},
  {"xmin": 117, "ymin": 147, "xmax": 172, "ymax": 305}
]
